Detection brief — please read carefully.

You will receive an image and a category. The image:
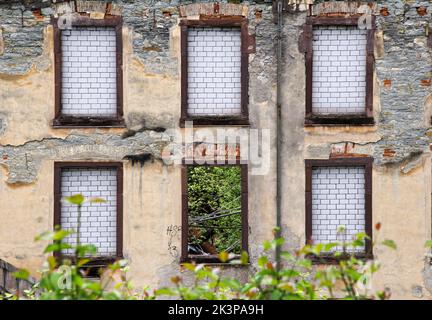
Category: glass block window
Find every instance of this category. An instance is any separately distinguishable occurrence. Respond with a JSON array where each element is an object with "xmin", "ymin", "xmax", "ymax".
[
  {"xmin": 312, "ymin": 26, "xmax": 367, "ymax": 114},
  {"xmin": 60, "ymin": 167, "xmax": 118, "ymax": 256},
  {"xmin": 61, "ymin": 27, "xmax": 117, "ymax": 116},
  {"xmin": 311, "ymin": 166, "xmax": 366, "ymax": 252},
  {"xmin": 187, "ymin": 27, "xmax": 241, "ymax": 116}
]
